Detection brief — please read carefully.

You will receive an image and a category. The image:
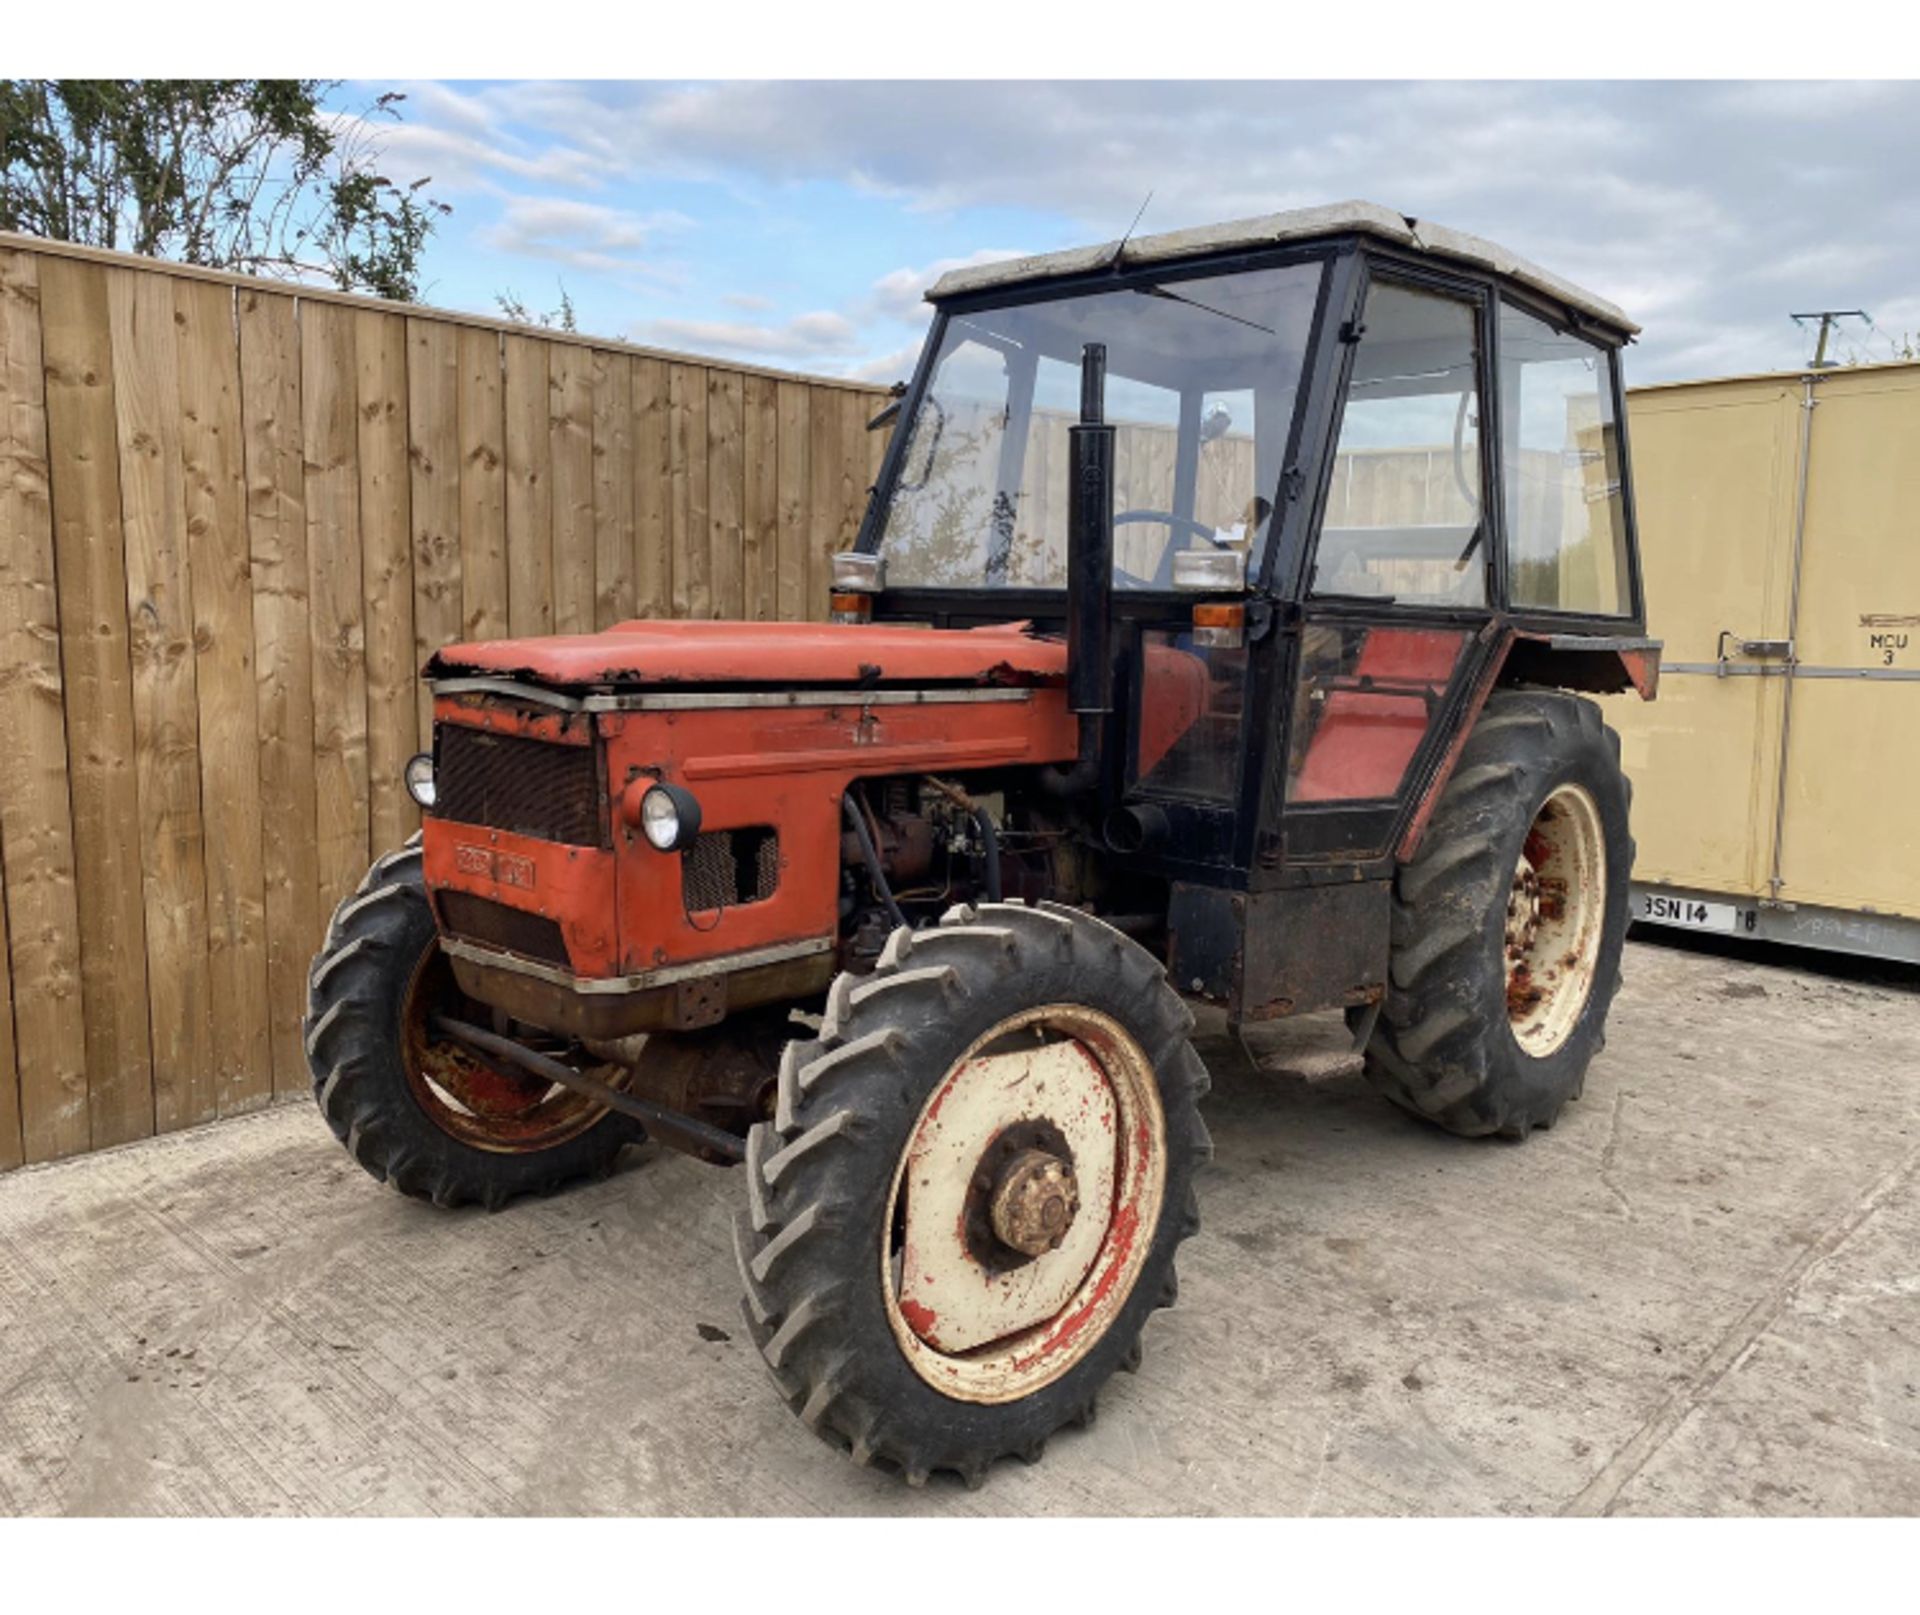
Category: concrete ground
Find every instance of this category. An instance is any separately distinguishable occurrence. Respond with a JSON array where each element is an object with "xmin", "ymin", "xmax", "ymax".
[{"xmin": 2, "ymin": 935, "xmax": 1916, "ymax": 1516}]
